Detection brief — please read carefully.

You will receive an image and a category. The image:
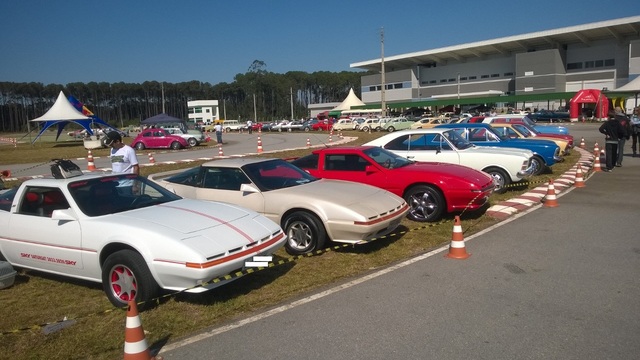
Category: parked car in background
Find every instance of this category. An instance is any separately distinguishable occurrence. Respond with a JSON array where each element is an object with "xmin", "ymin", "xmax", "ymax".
[
  {"xmin": 482, "ymin": 115, "xmax": 570, "ymax": 135},
  {"xmin": 410, "ymin": 117, "xmax": 449, "ymax": 129},
  {"xmin": 489, "ymin": 123, "xmax": 572, "ymax": 153},
  {"xmin": 436, "ymin": 123, "xmax": 562, "ymax": 175},
  {"xmin": 222, "ymin": 120, "xmax": 245, "ymax": 132},
  {"xmin": 130, "ymin": 128, "xmax": 190, "ymax": 150},
  {"xmin": 291, "ymin": 146, "xmax": 495, "ymax": 222},
  {"xmin": 270, "ymin": 120, "xmax": 290, "ymax": 132},
  {"xmin": 312, "ymin": 119, "xmax": 335, "ymax": 131},
  {"xmin": 282, "ymin": 120, "xmax": 305, "ymax": 132},
  {"xmin": 351, "ymin": 117, "xmax": 366, "ymax": 130},
  {"xmin": 163, "ymin": 127, "xmax": 206, "ymax": 146},
  {"xmin": 381, "ymin": 117, "xmax": 415, "ymax": 132},
  {"xmin": 363, "ymin": 128, "xmax": 536, "ymax": 193},
  {"xmin": 148, "ymin": 158, "xmax": 409, "ymax": 255},
  {"xmin": 301, "ymin": 118, "xmax": 319, "ymax": 131},
  {"xmin": 332, "ymin": 119, "xmax": 354, "ymax": 131},
  {"xmin": 526, "ymin": 110, "xmax": 570, "ymax": 123},
  {"xmin": 359, "ymin": 118, "xmax": 382, "ymax": 132},
  {"xmin": 0, "ymin": 172, "xmax": 285, "ymax": 307}
]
